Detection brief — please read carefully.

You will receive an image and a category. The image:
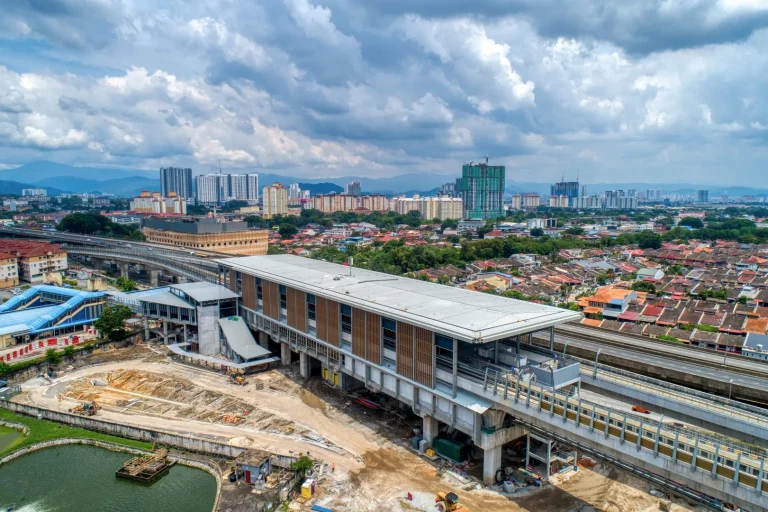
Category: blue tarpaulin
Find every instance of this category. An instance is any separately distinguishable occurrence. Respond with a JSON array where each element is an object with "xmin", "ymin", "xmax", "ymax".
[{"xmin": 311, "ymin": 506, "xmax": 333, "ymax": 512}]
